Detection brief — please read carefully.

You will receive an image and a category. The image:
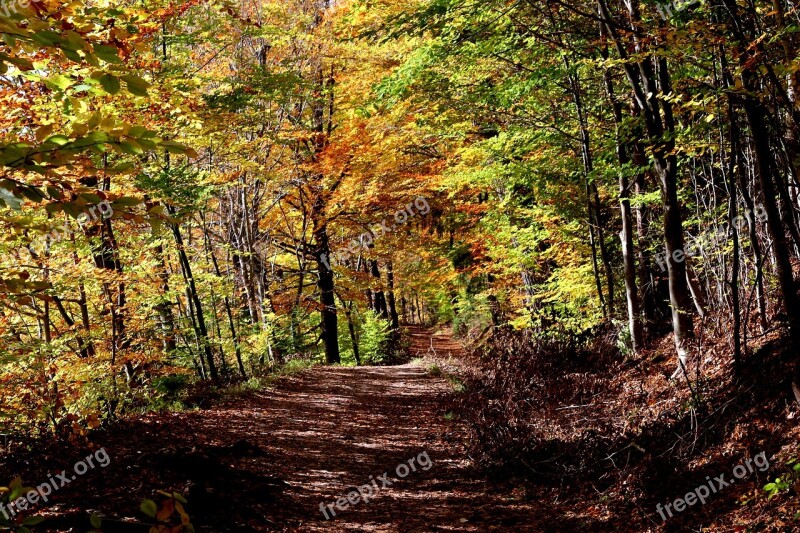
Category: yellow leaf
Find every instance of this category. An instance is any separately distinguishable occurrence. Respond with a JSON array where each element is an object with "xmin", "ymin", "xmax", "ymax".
[{"xmin": 35, "ymin": 124, "xmax": 54, "ymax": 142}]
